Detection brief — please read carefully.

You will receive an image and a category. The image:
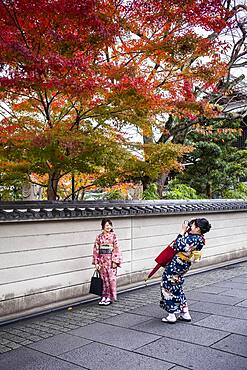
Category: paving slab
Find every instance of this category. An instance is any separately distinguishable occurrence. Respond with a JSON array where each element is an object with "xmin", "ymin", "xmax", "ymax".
[
  {"xmin": 0, "ymin": 347, "xmax": 85, "ymax": 370},
  {"xmin": 186, "ymin": 291, "xmax": 243, "ymax": 305},
  {"xmin": 220, "ymin": 288, "xmax": 247, "ymax": 299},
  {"xmin": 131, "ymin": 317, "xmax": 229, "ymax": 346},
  {"xmin": 128, "ymin": 303, "xmax": 165, "ymax": 318},
  {"xmin": 69, "ymin": 322, "xmax": 161, "ymax": 350},
  {"xmin": 214, "ymin": 281, "xmax": 247, "ymax": 290},
  {"xmin": 190, "ymin": 301, "xmax": 247, "ymax": 319},
  {"xmin": 190, "ymin": 285, "xmax": 227, "ymax": 294},
  {"xmin": 0, "ymin": 344, "xmax": 12, "ymax": 353},
  {"xmin": 27, "ymin": 333, "xmax": 91, "ymax": 356},
  {"xmin": 195, "ymin": 314, "xmax": 247, "ymax": 336},
  {"xmin": 100, "ymin": 312, "xmax": 150, "ymax": 328},
  {"xmin": 0, "ymin": 260, "xmax": 246, "ymax": 369},
  {"xmin": 170, "ymin": 367, "xmax": 192, "ymax": 370},
  {"xmin": 237, "ymin": 299, "xmax": 247, "ymax": 307},
  {"xmin": 135, "ymin": 337, "xmax": 247, "ymax": 370},
  {"xmin": 212, "ymin": 333, "xmax": 247, "ymax": 357},
  {"xmin": 228, "ymin": 276, "xmax": 247, "ymax": 283},
  {"xmin": 58, "ymin": 342, "xmax": 173, "ymax": 370}
]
